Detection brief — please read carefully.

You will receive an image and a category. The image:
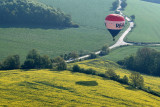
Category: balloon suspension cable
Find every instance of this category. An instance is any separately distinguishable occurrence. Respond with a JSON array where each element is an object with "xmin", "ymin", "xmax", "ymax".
[{"xmin": 113, "ymin": 38, "xmax": 115, "ymax": 41}]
